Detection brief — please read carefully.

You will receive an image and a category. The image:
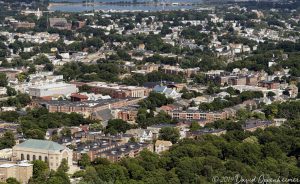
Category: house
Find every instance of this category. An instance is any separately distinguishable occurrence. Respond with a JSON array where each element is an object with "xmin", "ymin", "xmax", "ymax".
[
  {"xmin": 146, "ymin": 124, "xmax": 189, "ymax": 139},
  {"xmin": 273, "ymin": 118, "xmax": 287, "ymax": 126},
  {"xmin": 153, "ymin": 85, "xmax": 181, "ymax": 99},
  {"xmin": 125, "ymin": 129, "xmax": 153, "ymax": 142},
  {"xmin": 12, "ymin": 139, "xmax": 73, "ymax": 171},
  {"xmin": 155, "ymin": 140, "xmax": 172, "ymax": 154},
  {"xmin": 285, "ymin": 84, "xmax": 298, "ymax": 98},
  {"xmin": 0, "ymin": 87, "xmax": 7, "ymax": 96}
]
